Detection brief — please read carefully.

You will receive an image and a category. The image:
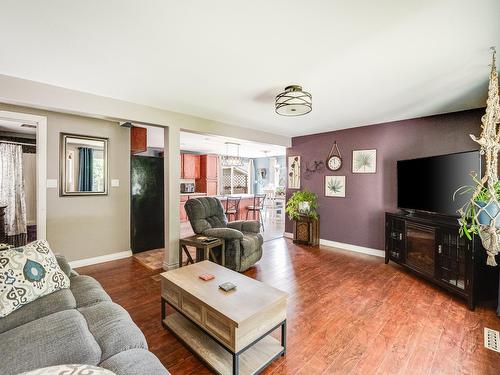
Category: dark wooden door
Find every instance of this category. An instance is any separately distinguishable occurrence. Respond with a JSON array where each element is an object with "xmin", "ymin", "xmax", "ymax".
[
  {"xmin": 436, "ymin": 228, "xmax": 469, "ymax": 291},
  {"xmin": 385, "ymin": 216, "xmax": 405, "ymax": 263},
  {"xmin": 131, "ymin": 156, "xmax": 164, "ymax": 253}
]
